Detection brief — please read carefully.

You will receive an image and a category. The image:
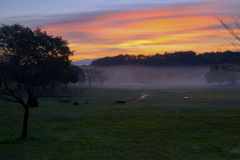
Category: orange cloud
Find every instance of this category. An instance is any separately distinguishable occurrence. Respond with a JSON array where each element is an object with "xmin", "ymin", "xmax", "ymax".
[{"xmin": 42, "ymin": 0, "xmax": 240, "ymax": 61}]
